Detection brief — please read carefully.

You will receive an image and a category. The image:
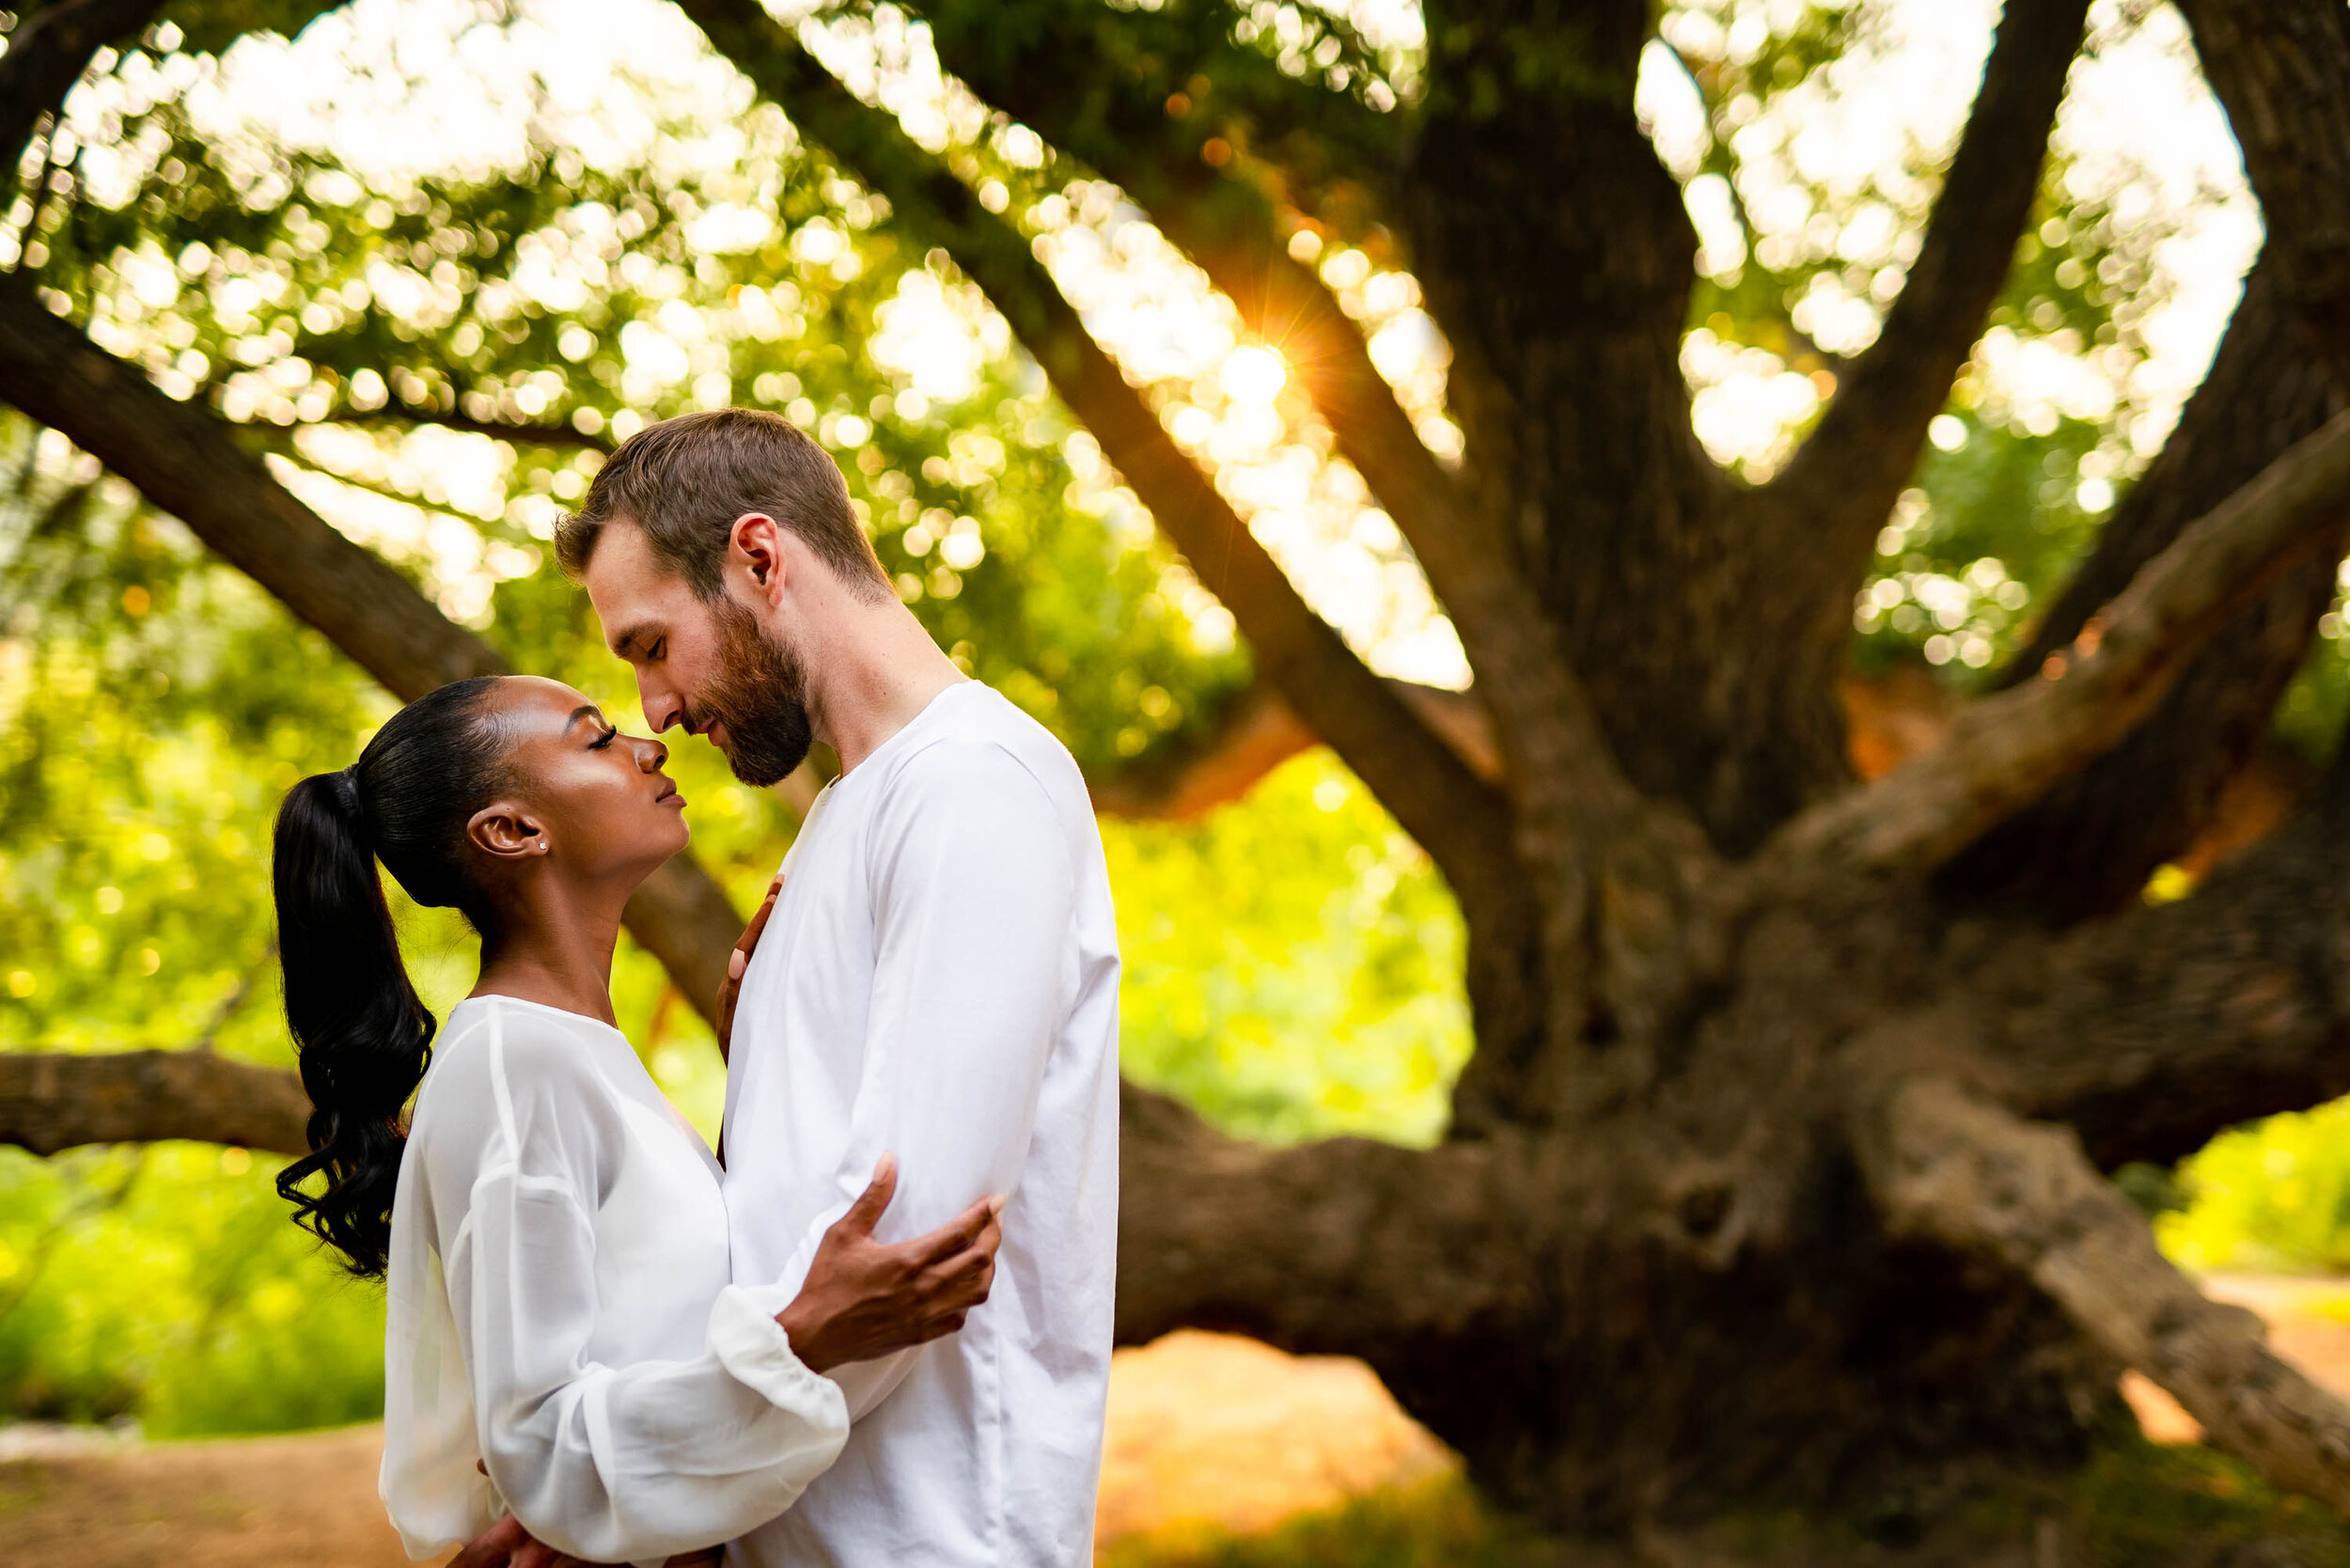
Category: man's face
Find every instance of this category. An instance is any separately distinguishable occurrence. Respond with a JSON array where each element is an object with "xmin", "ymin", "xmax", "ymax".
[{"xmin": 583, "ymin": 520, "xmax": 817, "ymax": 787}]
